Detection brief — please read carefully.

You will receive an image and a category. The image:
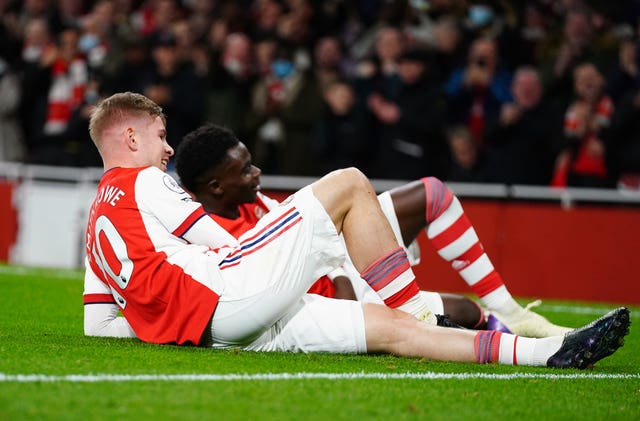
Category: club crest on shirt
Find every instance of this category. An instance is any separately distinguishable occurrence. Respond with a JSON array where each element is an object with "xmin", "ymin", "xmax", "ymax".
[{"xmin": 163, "ymin": 175, "xmax": 186, "ymax": 194}]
